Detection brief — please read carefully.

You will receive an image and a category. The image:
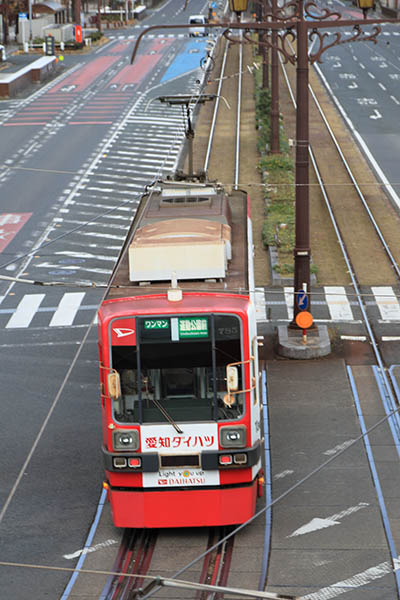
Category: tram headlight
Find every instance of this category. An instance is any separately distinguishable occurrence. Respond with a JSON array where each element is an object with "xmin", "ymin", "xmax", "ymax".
[
  {"xmin": 219, "ymin": 426, "xmax": 246, "ymax": 448},
  {"xmin": 113, "ymin": 429, "xmax": 139, "ymax": 451}
]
